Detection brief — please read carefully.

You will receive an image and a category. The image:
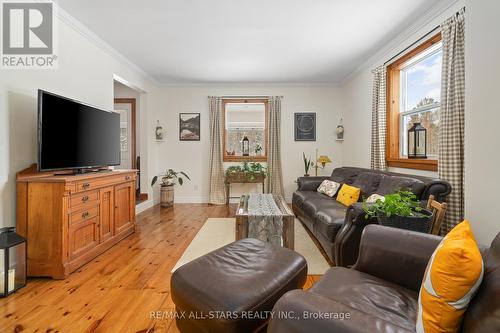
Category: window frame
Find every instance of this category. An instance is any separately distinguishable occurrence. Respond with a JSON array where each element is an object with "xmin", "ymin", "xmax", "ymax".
[
  {"xmin": 222, "ymin": 98, "xmax": 268, "ymax": 162},
  {"xmin": 386, "ymin": 33, "xmax": 442, "ymax": 171}
]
